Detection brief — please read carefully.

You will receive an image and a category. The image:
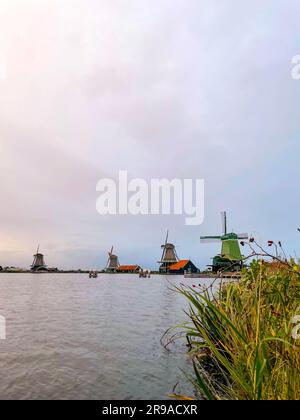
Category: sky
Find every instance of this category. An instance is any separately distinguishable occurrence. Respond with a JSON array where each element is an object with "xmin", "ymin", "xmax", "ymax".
[{"xmin": 0, "ymin": 0, "xmax": 299, "ymax": 270}]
